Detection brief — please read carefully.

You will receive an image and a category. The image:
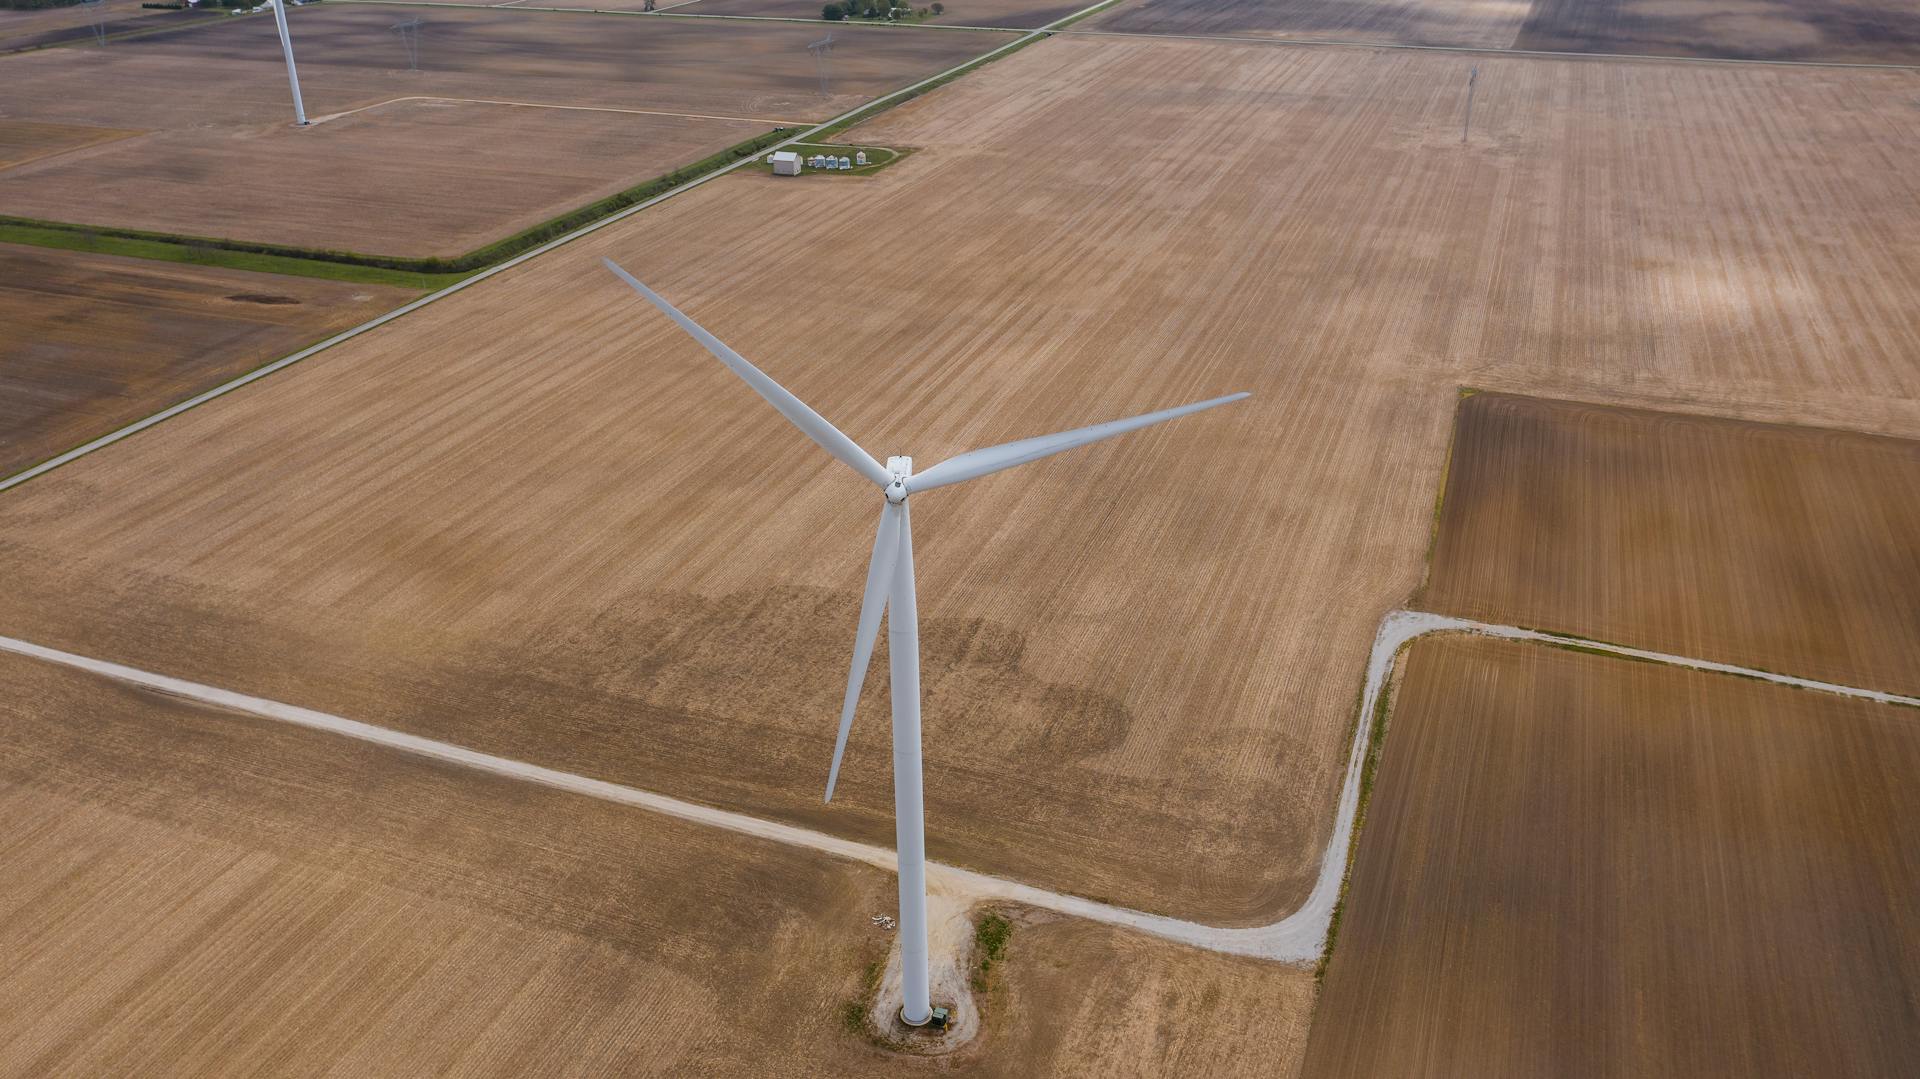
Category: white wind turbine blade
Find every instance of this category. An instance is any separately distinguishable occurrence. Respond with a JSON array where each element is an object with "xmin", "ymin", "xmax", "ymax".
[
  {"xmin": 604, "ymin": 258, "xmax": 891, "ymax": 489},
  {"xmin": 826, "ymin": 501, "xmax": 902, "ymax": 802},
  {"xmin": 906, "ymin": 391, "xmax": 1250, "ymax": 494}
]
